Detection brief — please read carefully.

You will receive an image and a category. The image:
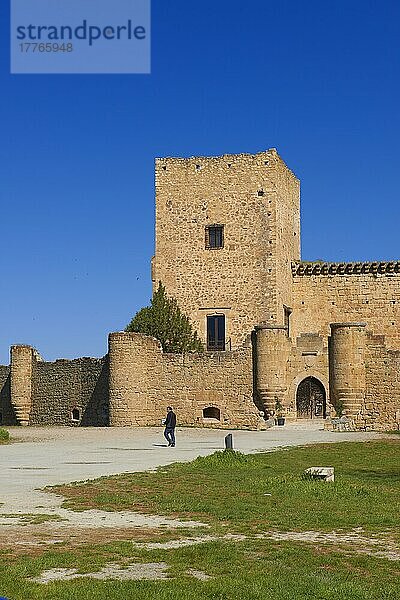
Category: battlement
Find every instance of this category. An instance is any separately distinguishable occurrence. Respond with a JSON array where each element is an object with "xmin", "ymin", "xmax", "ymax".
[
  {"xmin": 292, "ymin": 261, "xmax": 400, "ymax": 277},
  {"xmin": 155, "ymin": 148, "xmax": 299, "ymax": 181}
]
